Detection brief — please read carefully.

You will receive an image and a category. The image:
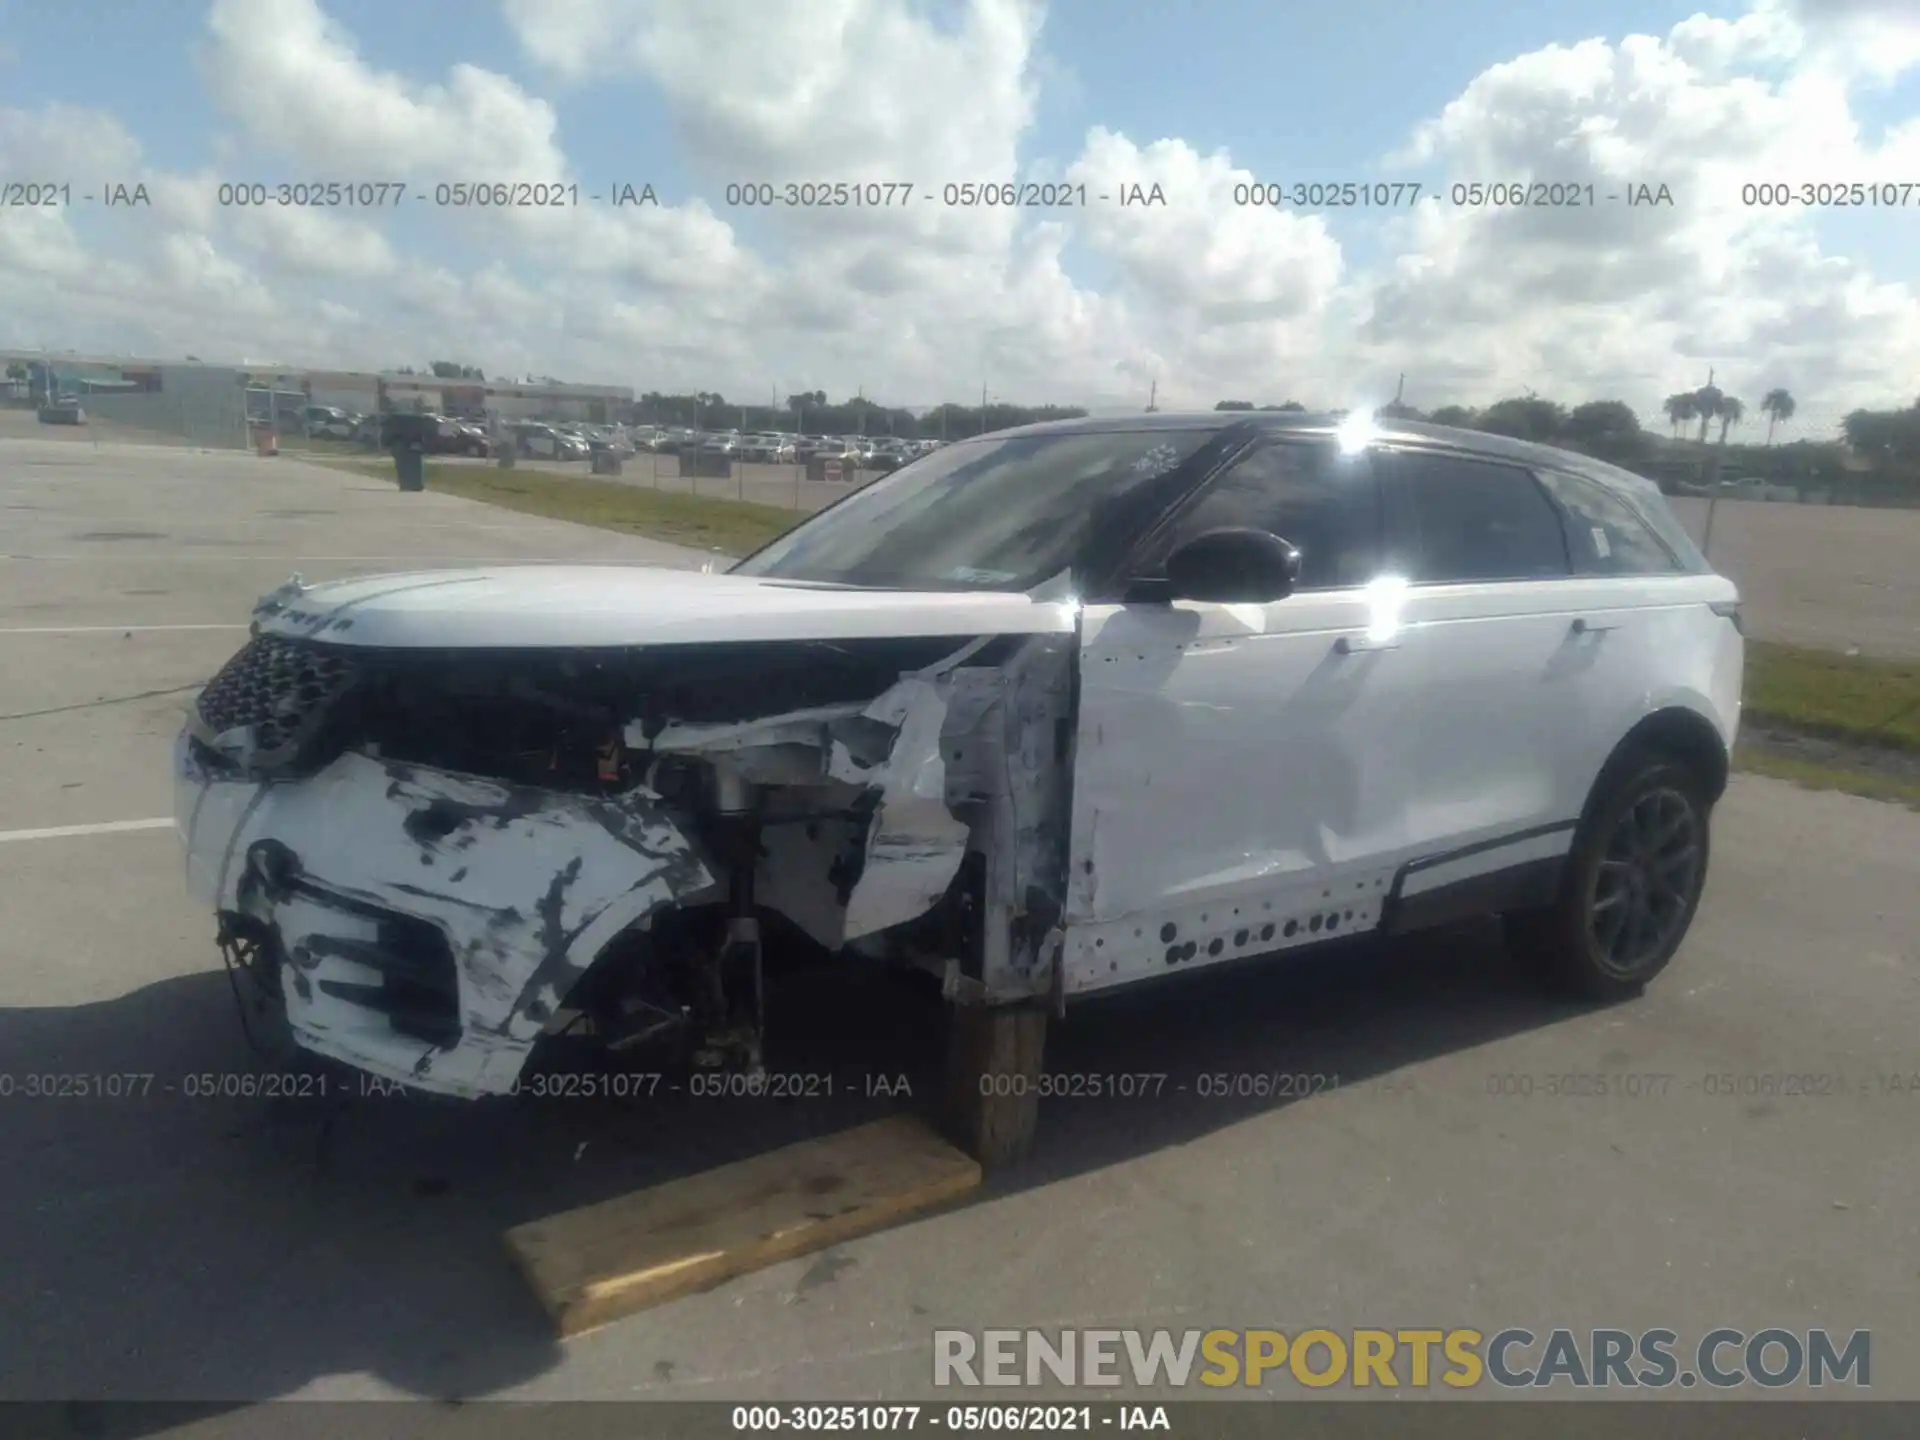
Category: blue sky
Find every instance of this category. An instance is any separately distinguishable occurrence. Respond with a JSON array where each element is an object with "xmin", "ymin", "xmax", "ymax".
[{"xmin": 1, "ymin": 0, "xmax": 1917, "ymax": 423}]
